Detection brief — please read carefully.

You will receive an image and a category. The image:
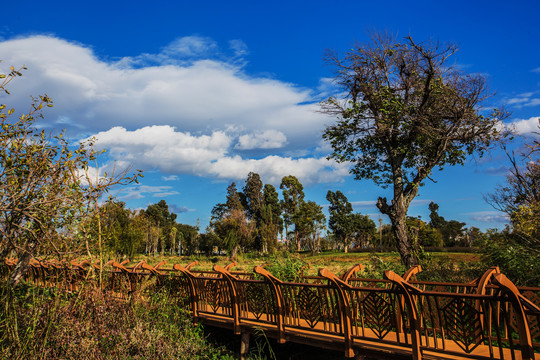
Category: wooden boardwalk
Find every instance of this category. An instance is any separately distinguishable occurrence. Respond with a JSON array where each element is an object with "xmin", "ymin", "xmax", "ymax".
[{"xmin": 3, "ymin": 258, "xmax": 540, "ymax": 359}]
